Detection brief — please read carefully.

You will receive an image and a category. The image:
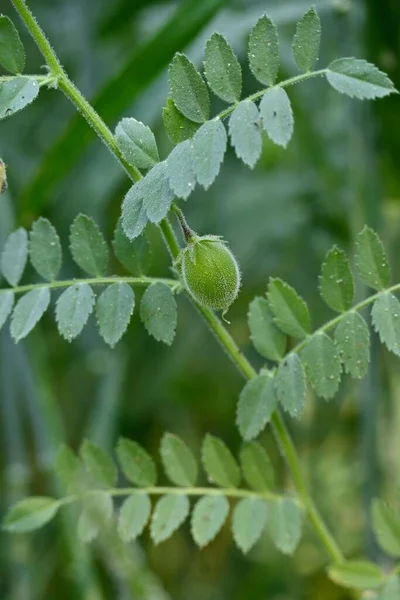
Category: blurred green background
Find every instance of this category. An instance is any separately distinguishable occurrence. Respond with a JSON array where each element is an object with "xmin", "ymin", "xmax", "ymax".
[{"xmin": 1, "ymin": 0, "xmax": 400, "ymax": 598}]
